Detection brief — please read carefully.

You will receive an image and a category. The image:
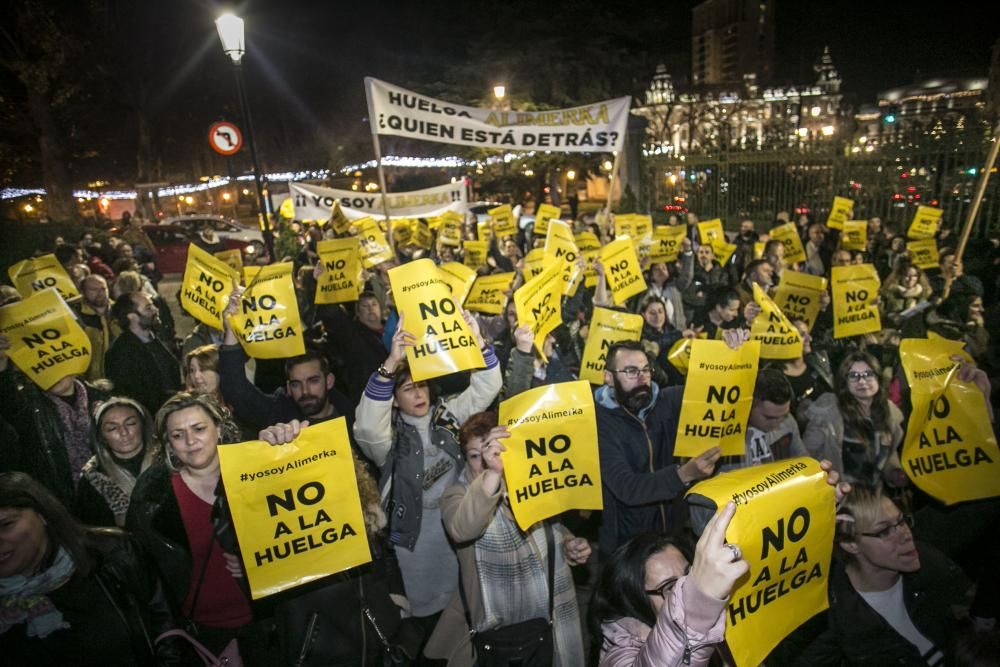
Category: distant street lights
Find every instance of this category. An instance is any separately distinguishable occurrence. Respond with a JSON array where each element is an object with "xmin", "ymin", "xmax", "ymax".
[
  {"xmin": 493, "ymin": 85, "xmax": 506, "ymax": 101},
  {"xmin": 215, "ymin": 13, "xmax": 275, "ymax": 260}
]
